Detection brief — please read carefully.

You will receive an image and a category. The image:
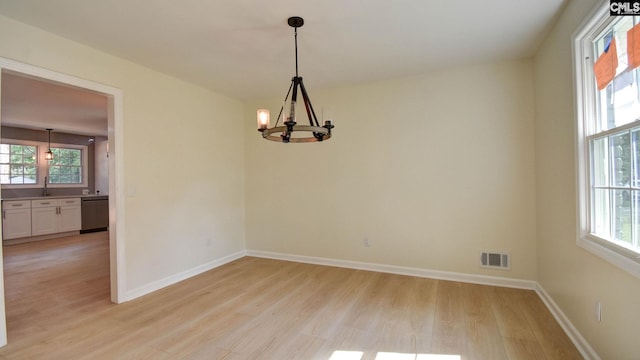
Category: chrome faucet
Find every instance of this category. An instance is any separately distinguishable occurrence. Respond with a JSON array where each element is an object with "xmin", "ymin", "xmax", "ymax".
[{"xmin": 43, "ymin": 176, "xmax": 49, "ymax": 197}]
